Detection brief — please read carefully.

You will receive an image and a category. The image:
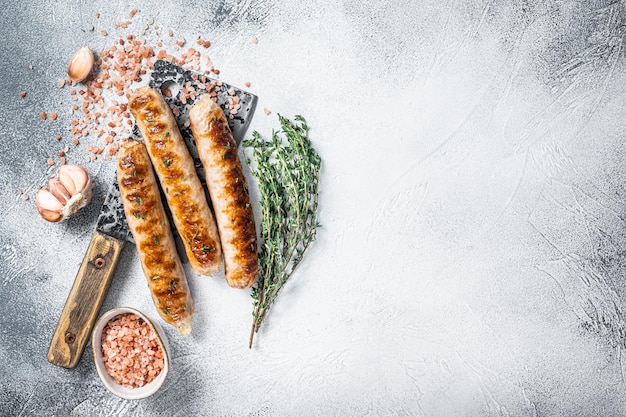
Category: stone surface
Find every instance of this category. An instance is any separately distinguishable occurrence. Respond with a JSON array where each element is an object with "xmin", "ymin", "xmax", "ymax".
[{"xmin": 2, "ymin": 0, "xmax": 626, "ymax": 415}]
